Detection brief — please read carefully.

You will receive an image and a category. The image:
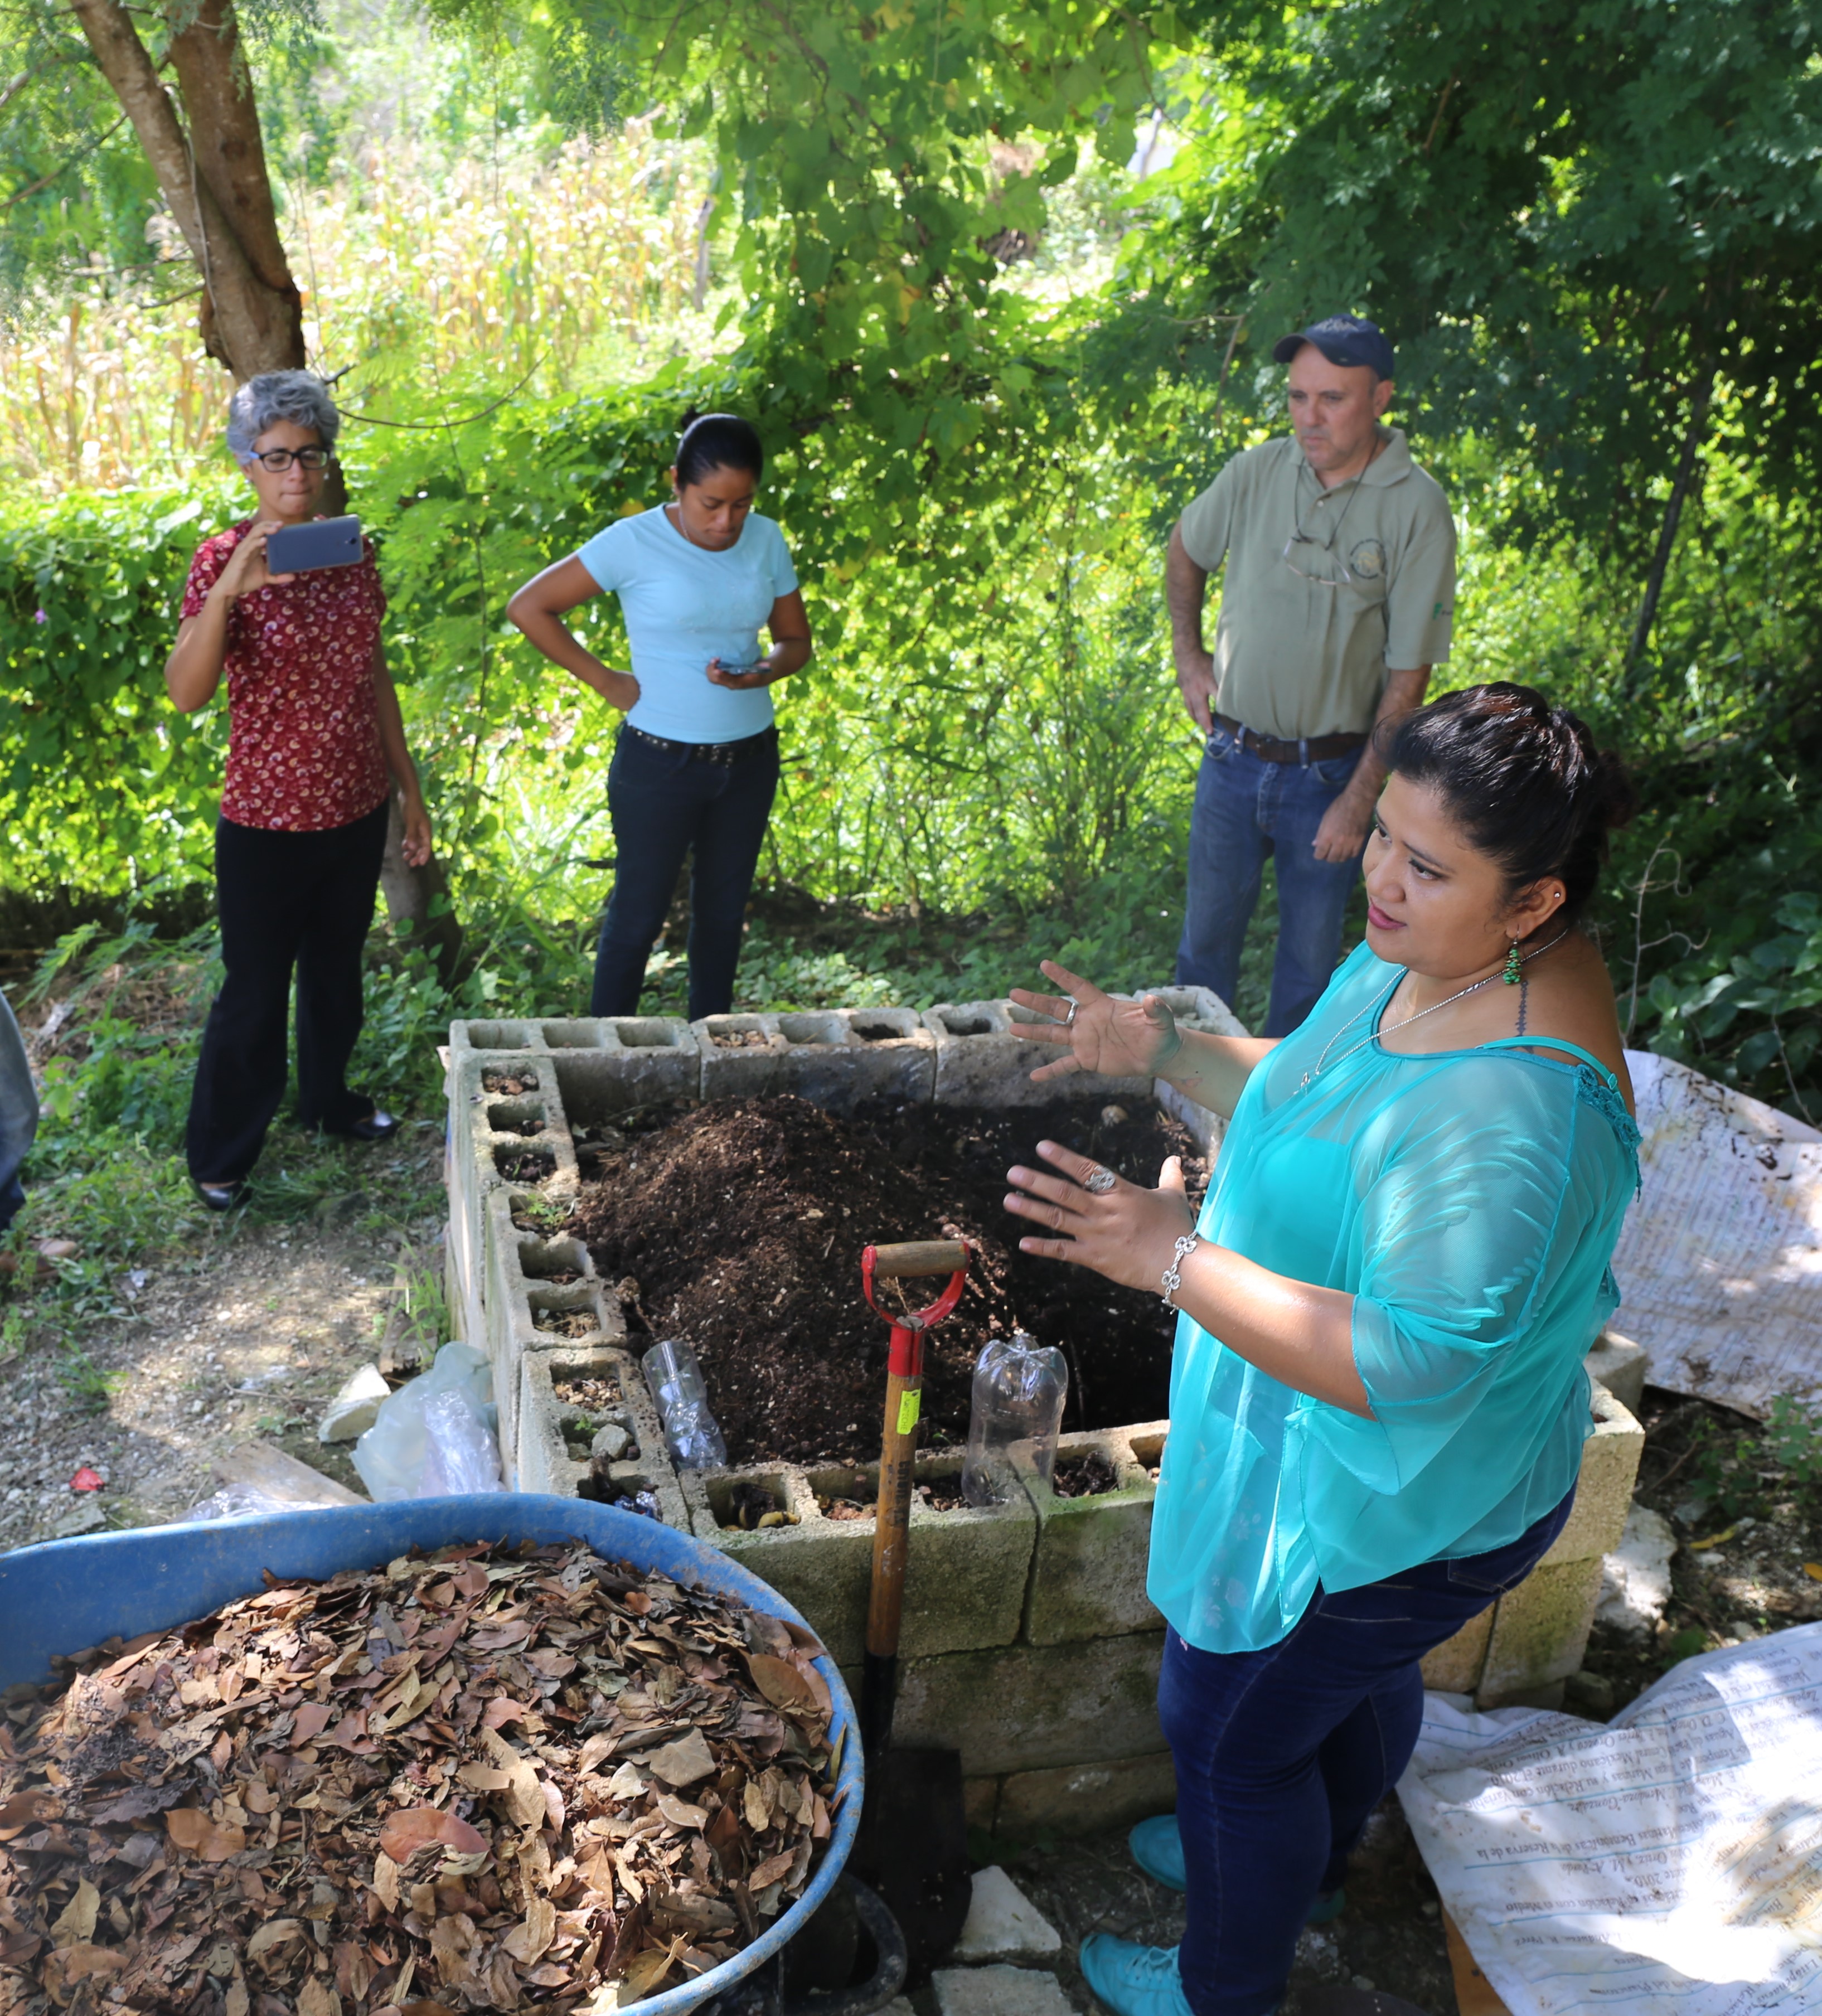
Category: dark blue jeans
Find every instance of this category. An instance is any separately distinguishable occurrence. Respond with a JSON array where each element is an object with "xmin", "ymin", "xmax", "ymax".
[
  {"xmin": 593, "ymin": 726, "xmax": 780, "ymax": 1022},
  {"xmin": 1175, "ymin": 725, "xmax": 1365, "ymax": 1036},
  {"xmin": 1160, "ymin": 1489, "xmax": 1575, "ymax": 2016}
]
